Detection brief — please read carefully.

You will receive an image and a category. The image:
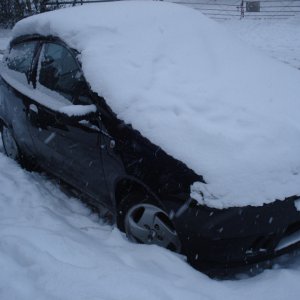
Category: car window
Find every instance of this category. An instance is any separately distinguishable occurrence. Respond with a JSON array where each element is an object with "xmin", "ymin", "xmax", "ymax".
[
  {"xmin": 38, "ymin": 42, "xmax": 91, "ymax": 104},
  {"xmin": 6, "ymin": 41, "xmax": 37, "ymax": 75}
]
